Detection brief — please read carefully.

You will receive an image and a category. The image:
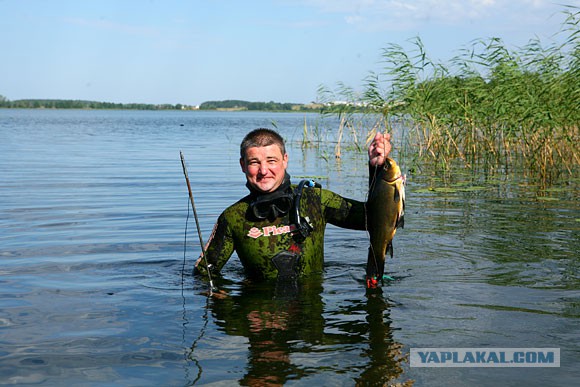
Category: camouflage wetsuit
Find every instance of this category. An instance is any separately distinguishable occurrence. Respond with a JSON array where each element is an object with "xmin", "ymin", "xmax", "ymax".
[{"xmin": 195, "ymin": 178, "xmax": 367, "ymax": 281}]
